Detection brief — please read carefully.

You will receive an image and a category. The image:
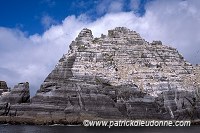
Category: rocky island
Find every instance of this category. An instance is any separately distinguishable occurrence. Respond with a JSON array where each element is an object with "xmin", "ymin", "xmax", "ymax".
[{"xmin": 0, "ymin": 27, "xmax": 200, "ymax": 124}]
